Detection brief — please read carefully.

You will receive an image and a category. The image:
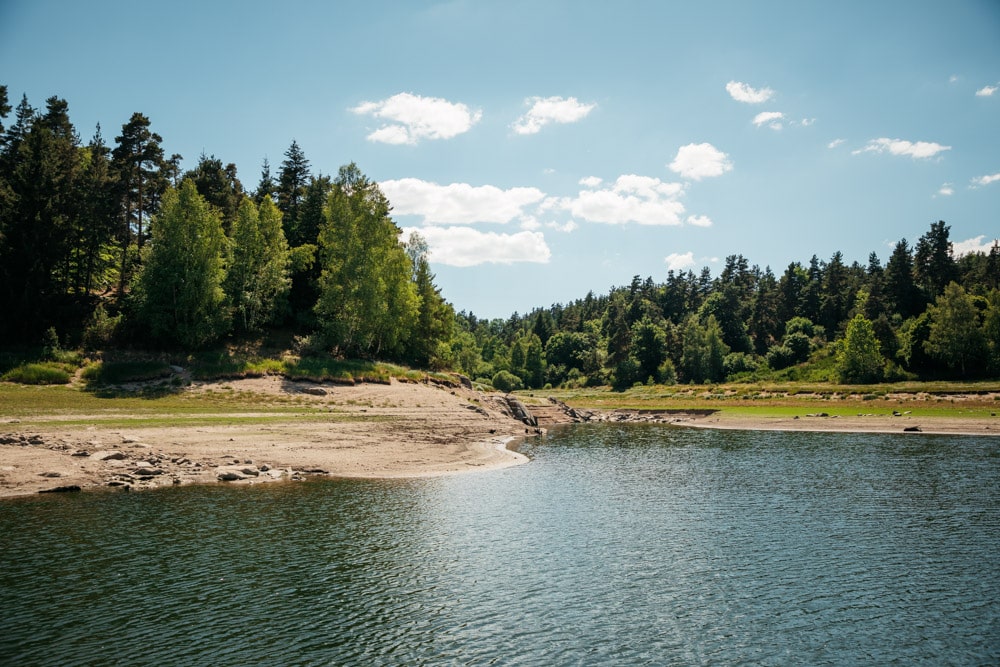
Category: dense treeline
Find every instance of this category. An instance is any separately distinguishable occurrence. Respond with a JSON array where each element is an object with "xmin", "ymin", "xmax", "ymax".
[
  {"xmin": 449, "ymin": 223, "xmax": 1000, "ymax": 388},
  {"xmin": 0, "ymin": 88, "xmax": 453, "ymax": 365},
  {"xmin": 1, "ymin": 86, "xmax": 998, "ymax": 386}
]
